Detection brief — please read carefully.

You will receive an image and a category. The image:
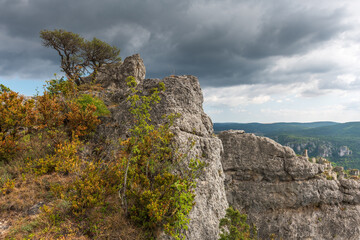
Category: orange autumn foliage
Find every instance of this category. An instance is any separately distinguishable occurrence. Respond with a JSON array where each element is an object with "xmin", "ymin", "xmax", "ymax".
[
  {"xmin": 66, "ymin": 101, "xmax": 101, "ymax": 137},
  {"xmin": 0, "ymin": 90, "xmax": 36, "ymax": 162}
]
